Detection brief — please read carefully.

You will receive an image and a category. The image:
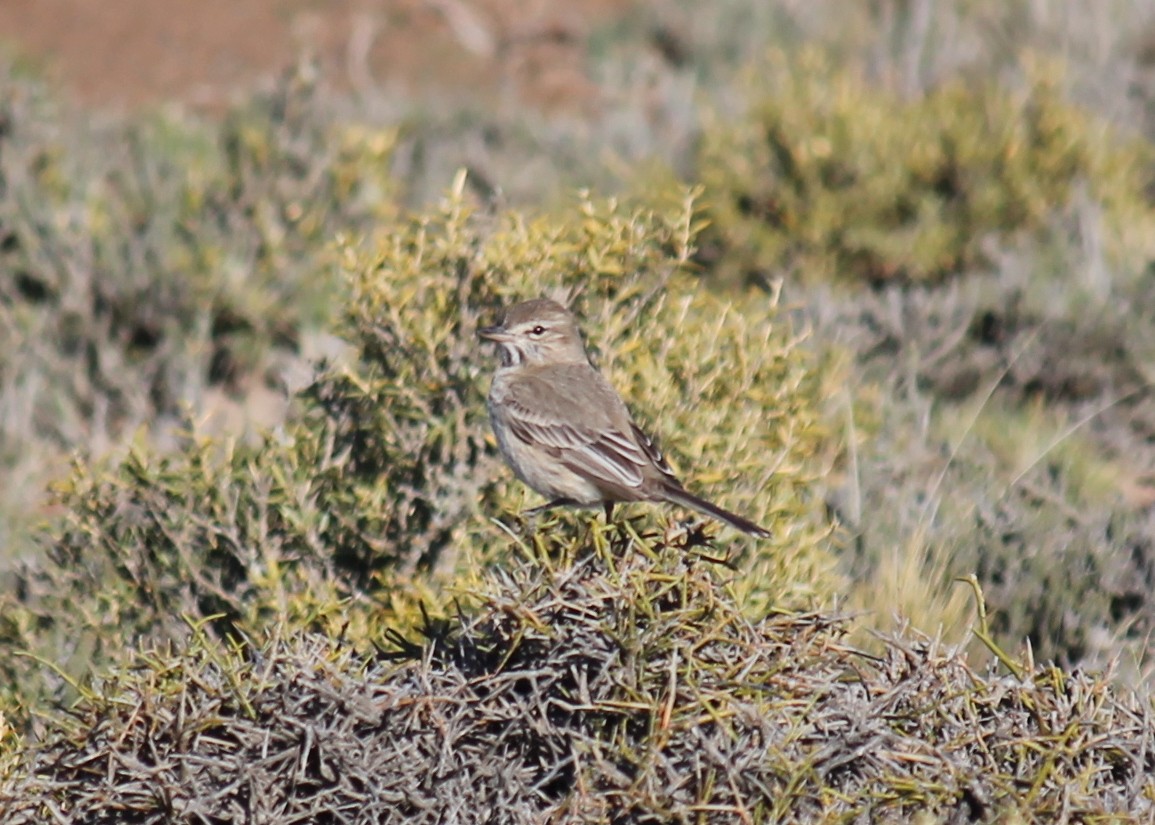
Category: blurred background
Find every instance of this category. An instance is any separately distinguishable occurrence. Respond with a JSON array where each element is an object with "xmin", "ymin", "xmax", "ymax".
[
  {"xmin": 0, "ymin": 0, "xmax": 625, "ymax": 112},
  {"xmin": 2, "ymin": 0, "xmax": 1155, "ymax": 686}
]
